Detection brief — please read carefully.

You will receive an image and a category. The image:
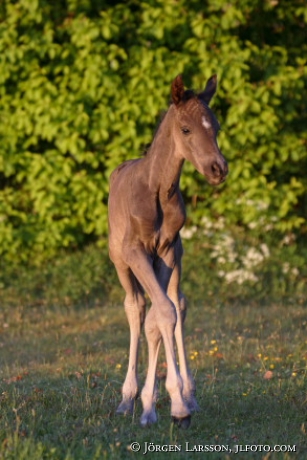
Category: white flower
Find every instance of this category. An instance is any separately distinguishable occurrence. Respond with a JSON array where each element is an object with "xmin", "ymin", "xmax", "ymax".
[
  {"xmin": 260, "ymin": 243, "xmax": 270, "ymax": 258},
  {"xmin": 225, "ymin": 269, "xmax": 258, "ymax": 285},
  {"xmin": 292, "ymin": 267, "xmax": 299, "ymax": 277},
  {"xmin": 282, "ymin": 263, "xmax": 290, "ymax": 274},
  {"xmin": 217, "ymin": 256, "xmax": 226, "ymax": 264},
  {"xmin": 180, "ymin": 226, "xmax": 197, "ymax": 239},
  {"xmin": 243, "ymin": 248, "xmax": 264, "ymax": 269},
  {"xmin": 201, "ymin": 216, "xmax": 213, "ymax": 229},
  {"xmin": 281, "ymin": 233, "xmax": 296, "ymax": 246}
]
